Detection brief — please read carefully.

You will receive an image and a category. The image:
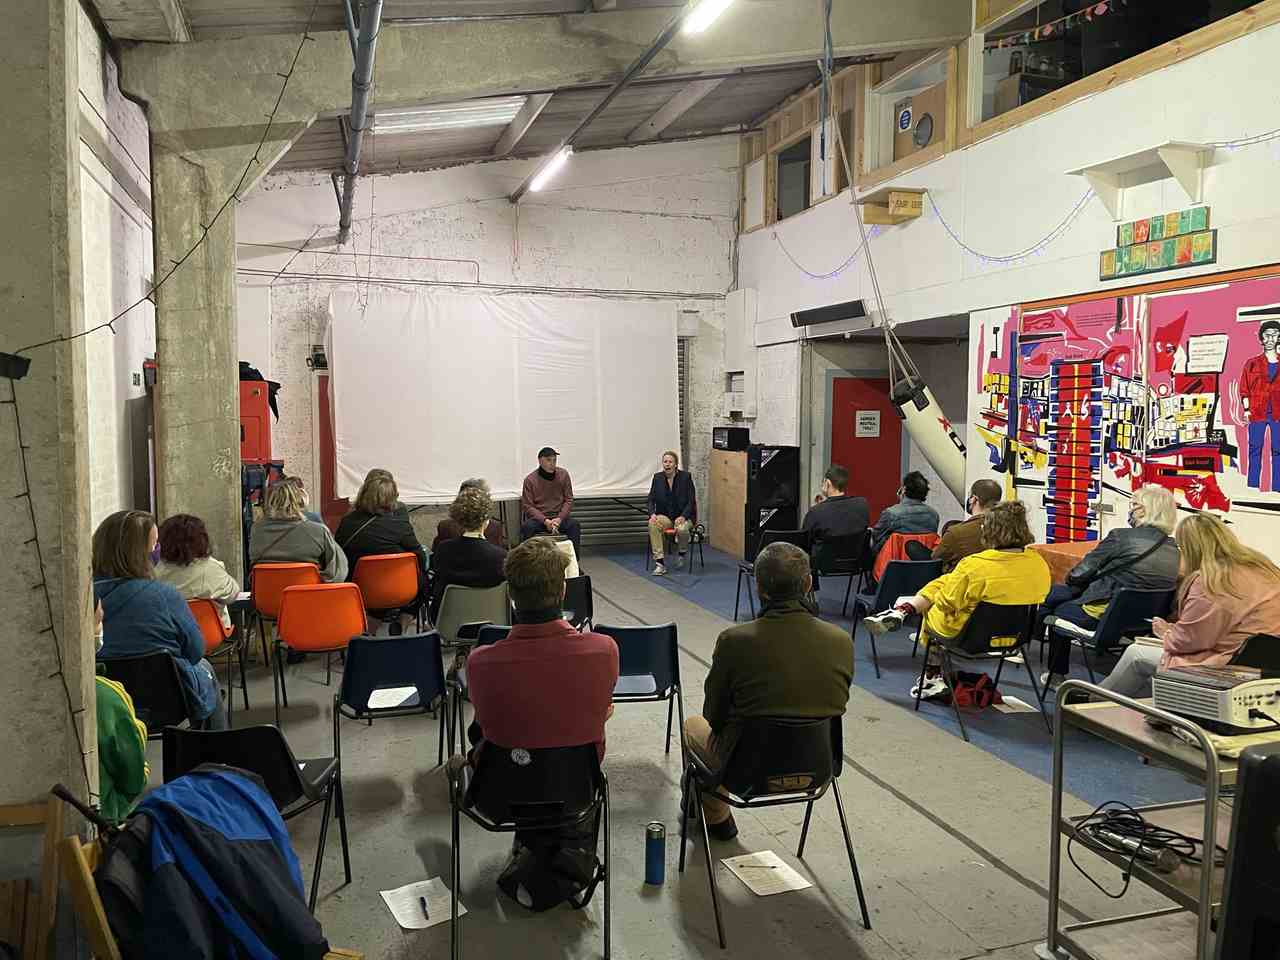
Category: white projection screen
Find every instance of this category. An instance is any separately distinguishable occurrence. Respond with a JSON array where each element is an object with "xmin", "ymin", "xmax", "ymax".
[{"xmin": 329, "ymin": 288, "xmax": 680, "ymax": 503}]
